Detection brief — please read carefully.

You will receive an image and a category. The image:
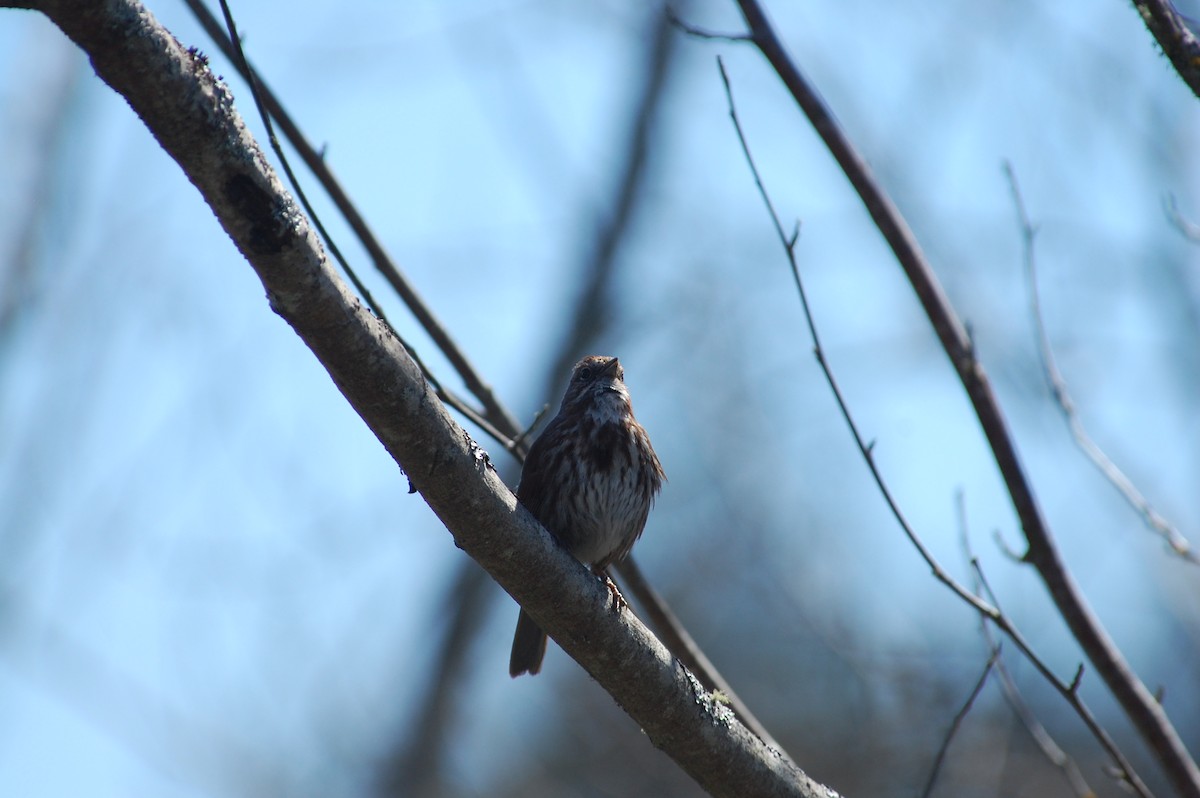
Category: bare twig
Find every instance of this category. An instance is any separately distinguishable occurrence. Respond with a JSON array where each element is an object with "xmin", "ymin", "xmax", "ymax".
[
  {"xmin": 208, "ymin": 0, "xmax": 518, "ymax": 455},
  {"xmin": 506, "ymin": 404, "xmax": 550, "ymax": 456},
  {"xmin": 995, "ymin": 649, "xmax": 1097, "ymax": 797},
  {"xmin": 717, "ymin": 53, "xmax": 1152, "ymax": 798},
  {"xmin": 1165, "ymin": 193, "xmax": 1200, "ymax": 243},
  {"xmin": 376, "ymin": 564, "xmax": 493, "ymax": 797},
  {"xmin": 0, "ymin": 47, "xmax": 78, "ymax": 341},
  {"xmin": 920, "ymin": 649, "xmax": 999, "ymax": 798},
  {"xmin": 212, "ymin": 0, "xmax": 385, "ymax": 326},
  {"xmin": 727, "ymin": 2, "xmax": 1200, "ymax": 793},
  {"xmin": 667, "ymin": 7, "xmax": 751, "ymax": 42},
  {"xmin": 956, "ymin": 493, "xmax": 1098, "ymax": 798},
  {"xmin": 183, "ymin": 0, "xmax": 526, "ymax": 450},
  {"xmin": 1005, "ymin": 163, "xmax": 1196, "ymax": 564},
  {"xmin": 970, "ymin": 526, "xmax": 1148, "ymax": 794}
]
